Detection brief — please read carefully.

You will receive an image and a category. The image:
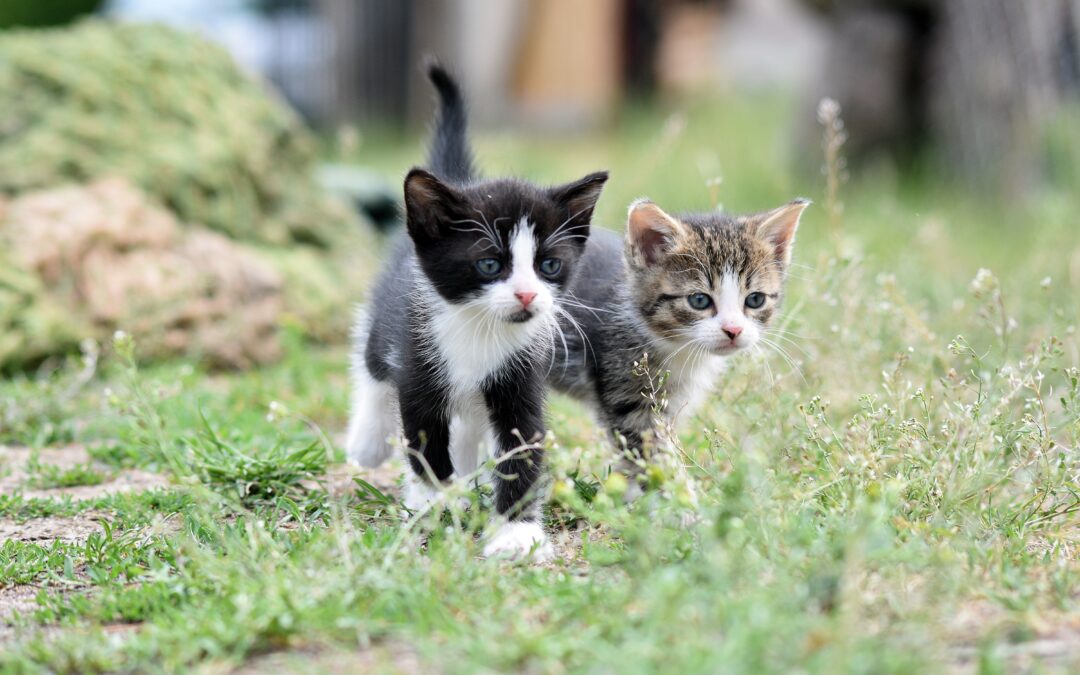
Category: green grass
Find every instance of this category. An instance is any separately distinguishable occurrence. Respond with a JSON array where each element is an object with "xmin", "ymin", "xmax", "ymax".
[
  {"xmin": 0, "ymin": 95, "xmax": 1078, "ymax": 673},
  {"xmin": 22, "ymin": 456, "xmax": 111, "ymax": 490}
]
